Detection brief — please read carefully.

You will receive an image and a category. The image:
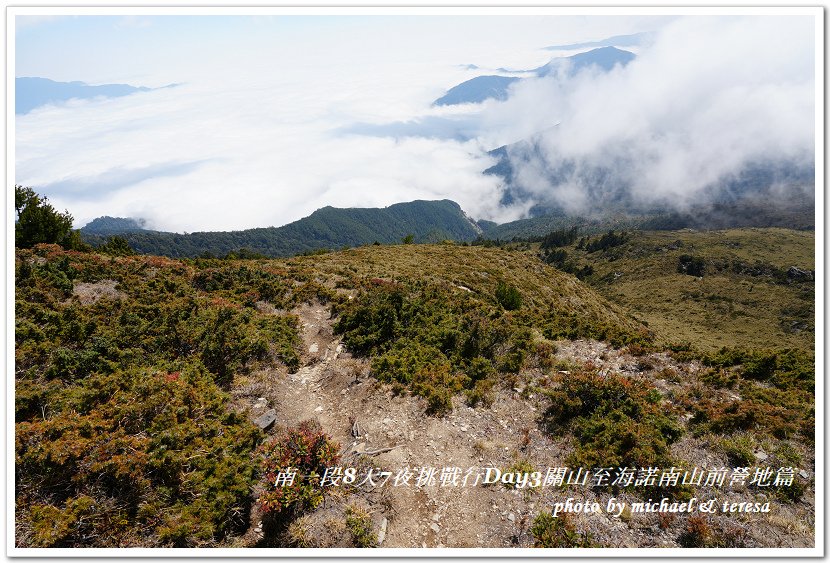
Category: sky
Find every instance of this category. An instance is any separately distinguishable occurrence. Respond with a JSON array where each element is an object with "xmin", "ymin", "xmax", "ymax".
[{"xmin": 13, "ymin": 12, "xmax": 817, "ymax": 232}]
